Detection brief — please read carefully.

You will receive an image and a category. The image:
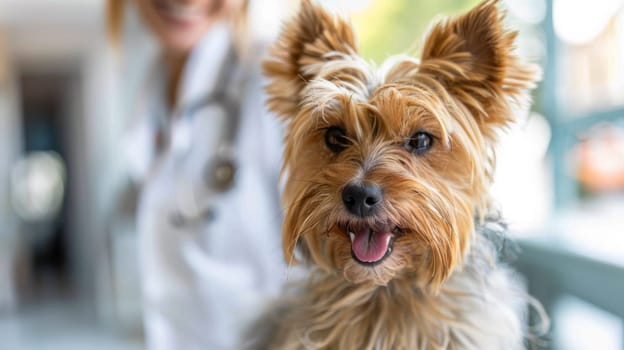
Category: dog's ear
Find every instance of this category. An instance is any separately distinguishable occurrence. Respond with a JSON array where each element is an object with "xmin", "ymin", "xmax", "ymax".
[
  {"xmin": 415, "ymin": 0, "xmax": 540, "ymax": 138},
  {"xmin": 263, "ymin": 0, "xmax": 358, "ymax": 119}
]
